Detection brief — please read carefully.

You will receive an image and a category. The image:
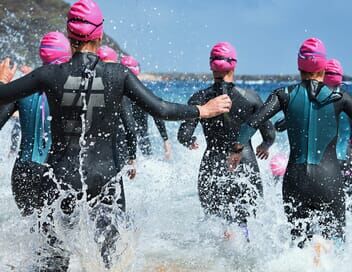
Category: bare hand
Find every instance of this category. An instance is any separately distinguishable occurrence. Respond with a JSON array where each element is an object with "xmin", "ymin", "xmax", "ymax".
[
  {"xmin": 0, "ymin": 58, "xmax": 17, "ymax": 83},
  {"xmin": 197, "ymin": 94, "xmax": 232, "ymax": 119},
  {"xmin": 189, "ymin": 141, "xmax": 199, "ymax": 150},
  {"xmin": 164, "ymin": 140, "xmax": 172, "ymax": 160},
  {"xmin": 256, "ymin": 145, "xmax": 269, "ymax": 160},
  {"xmin": 228, "ymin": 152, "xmax": 242, "ymax": 172},
  {"xmin": 20, "ymin": 65, "xmax": 33, "ymax": 75},
  {"xmin": 127, "ymin": 160, "xmax": 137, "ymax": 179}
]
